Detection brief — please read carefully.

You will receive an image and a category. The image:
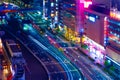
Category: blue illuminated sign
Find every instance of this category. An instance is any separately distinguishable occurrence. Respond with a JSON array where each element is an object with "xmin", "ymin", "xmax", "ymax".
[
  {"xmin": 84, "ymin": 11, "xmax": 99, "ymax": 22},
  {"xmin": 88, "ymin": 16, "xmax": 96, "ymax": 22}
]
